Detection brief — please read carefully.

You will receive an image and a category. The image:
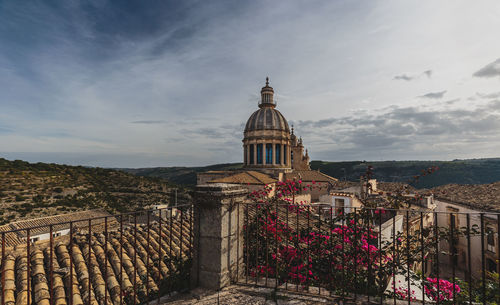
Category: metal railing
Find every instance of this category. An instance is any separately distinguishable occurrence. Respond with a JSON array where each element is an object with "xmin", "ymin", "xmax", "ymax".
[
  {"xmin": 237, "ymin": 202, "xmax": 500, "ymax": 305},
  {"xmin": 0, "ymin": 204, "xmax": 194, "ymax": 305}
]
